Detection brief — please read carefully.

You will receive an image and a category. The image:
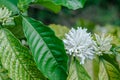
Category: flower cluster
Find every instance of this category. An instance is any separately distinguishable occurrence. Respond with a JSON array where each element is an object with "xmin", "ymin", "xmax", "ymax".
[
  {"xmin": 93, "ymin": 33, "xmax": 112, "ymax": 55},
  {"xmin": 63, "ymin": 27, "xmax": 94, "ymax": 64},
  {"xmin": 0, "ymin": 6, "xmax": 13, "ymax": 25},
  {"xmin": 63, "ymin": 27, "xmax": 112, "ymax": 64}
]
